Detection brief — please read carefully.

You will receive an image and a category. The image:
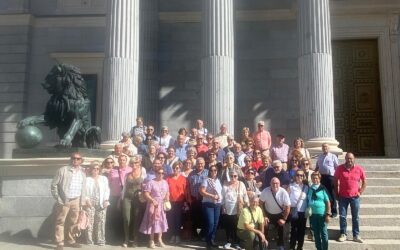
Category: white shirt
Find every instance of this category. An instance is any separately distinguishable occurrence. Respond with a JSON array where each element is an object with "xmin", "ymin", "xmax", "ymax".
[
  {"xmin": 260, "ymin": 186, "xmax": 291, "ymax": 215},
  {"xmin": 289, "ymin": 183, "xmax": 308, "ymax": 212},
  {"xmin": 221, "ymin": 181, "xmax": 249, "ymax": 215},
  {"xmin": 316, "ymin": 152, "xmax": 339, "ymax": 176}
]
